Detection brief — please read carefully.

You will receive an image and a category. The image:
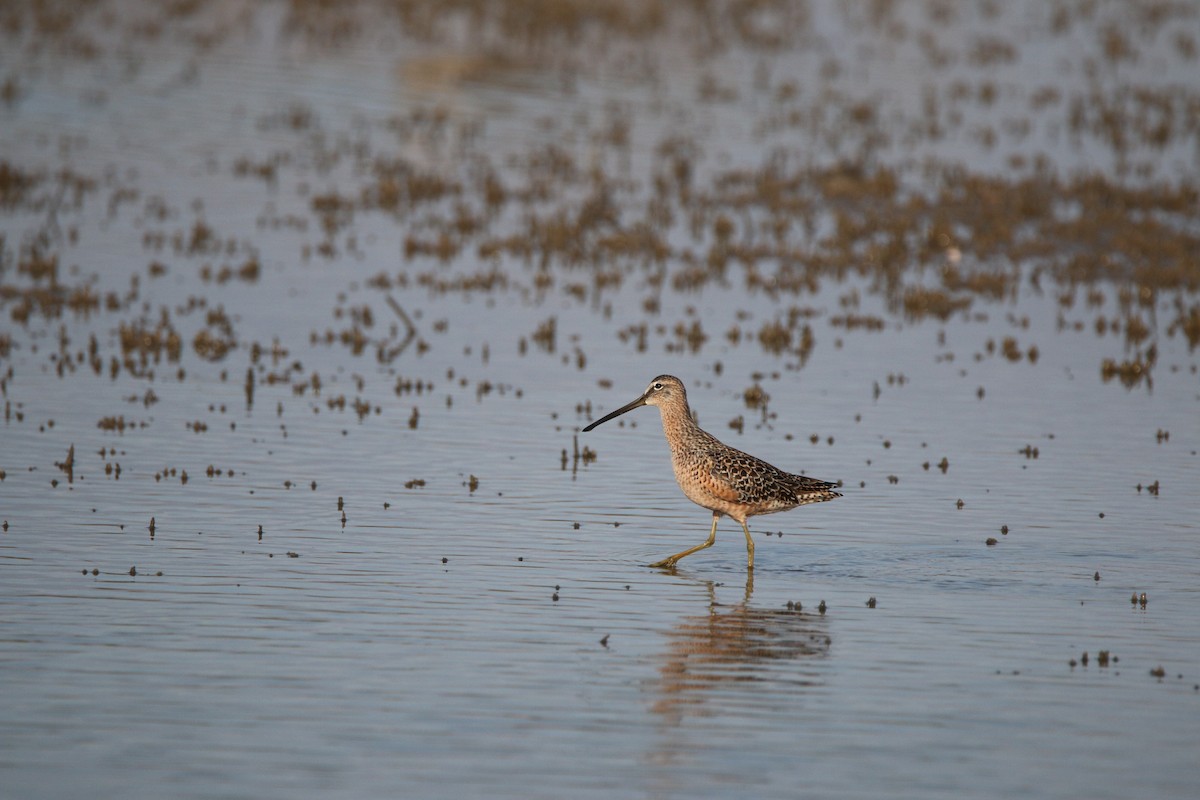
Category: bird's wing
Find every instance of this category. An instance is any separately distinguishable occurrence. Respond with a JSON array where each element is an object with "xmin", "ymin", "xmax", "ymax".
[
  {"xmin": 694, "ymin": 452, "xmax": 741, "ymax": 502},
  {"xmin": 707, "ymin": 447, "xmax": 798, "ymax": 506}
]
